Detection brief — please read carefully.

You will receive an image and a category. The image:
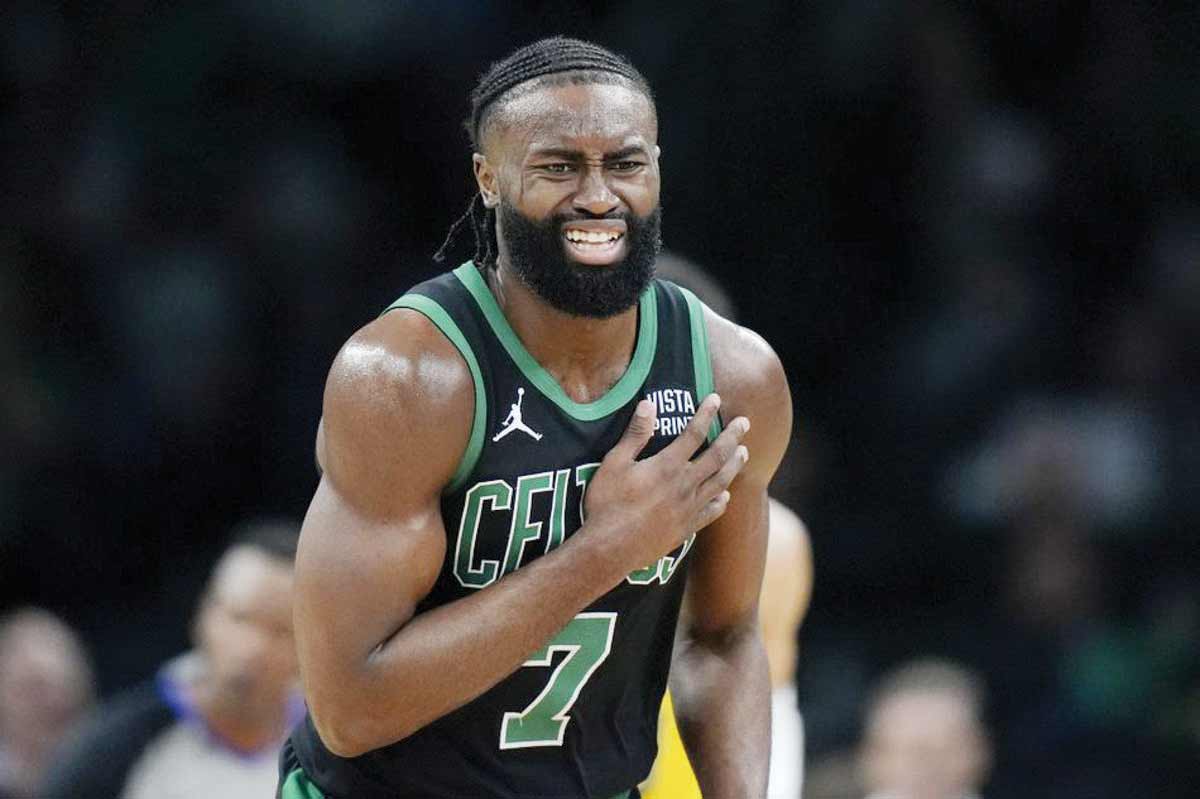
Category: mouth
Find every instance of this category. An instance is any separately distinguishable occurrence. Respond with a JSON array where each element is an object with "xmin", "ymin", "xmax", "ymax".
[{"xmin": 561, "ymin": 221, "xmax": 628, "ymax": 266}]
